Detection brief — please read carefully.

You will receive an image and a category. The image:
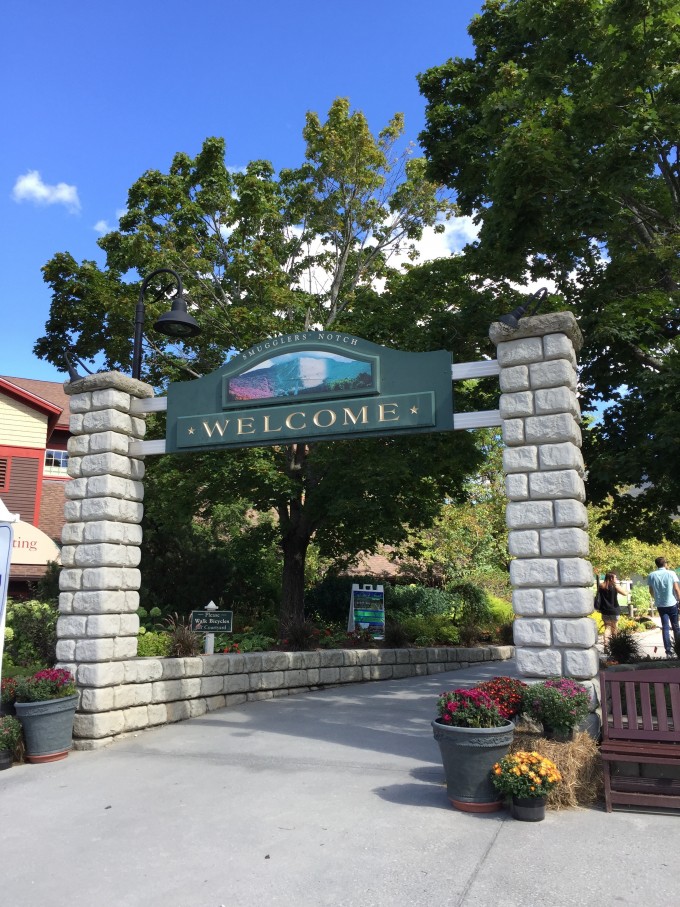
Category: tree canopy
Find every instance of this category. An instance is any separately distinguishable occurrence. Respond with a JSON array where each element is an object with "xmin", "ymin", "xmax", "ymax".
[
  {"xmin": 37, "ymin": 99, "xmax": 501, "ymax": 629},
  {"xmin": 418, "ymin": 0, "xmax": 680, "ymax": 541}
]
